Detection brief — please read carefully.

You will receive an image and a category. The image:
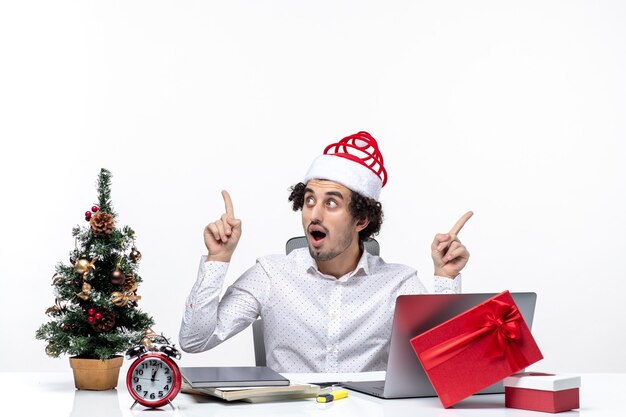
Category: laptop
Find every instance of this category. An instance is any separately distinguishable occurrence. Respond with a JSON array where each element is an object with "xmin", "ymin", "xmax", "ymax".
[{"xmin": 342, "ymin": 292, "xmax": 537, "ymax": 399}]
